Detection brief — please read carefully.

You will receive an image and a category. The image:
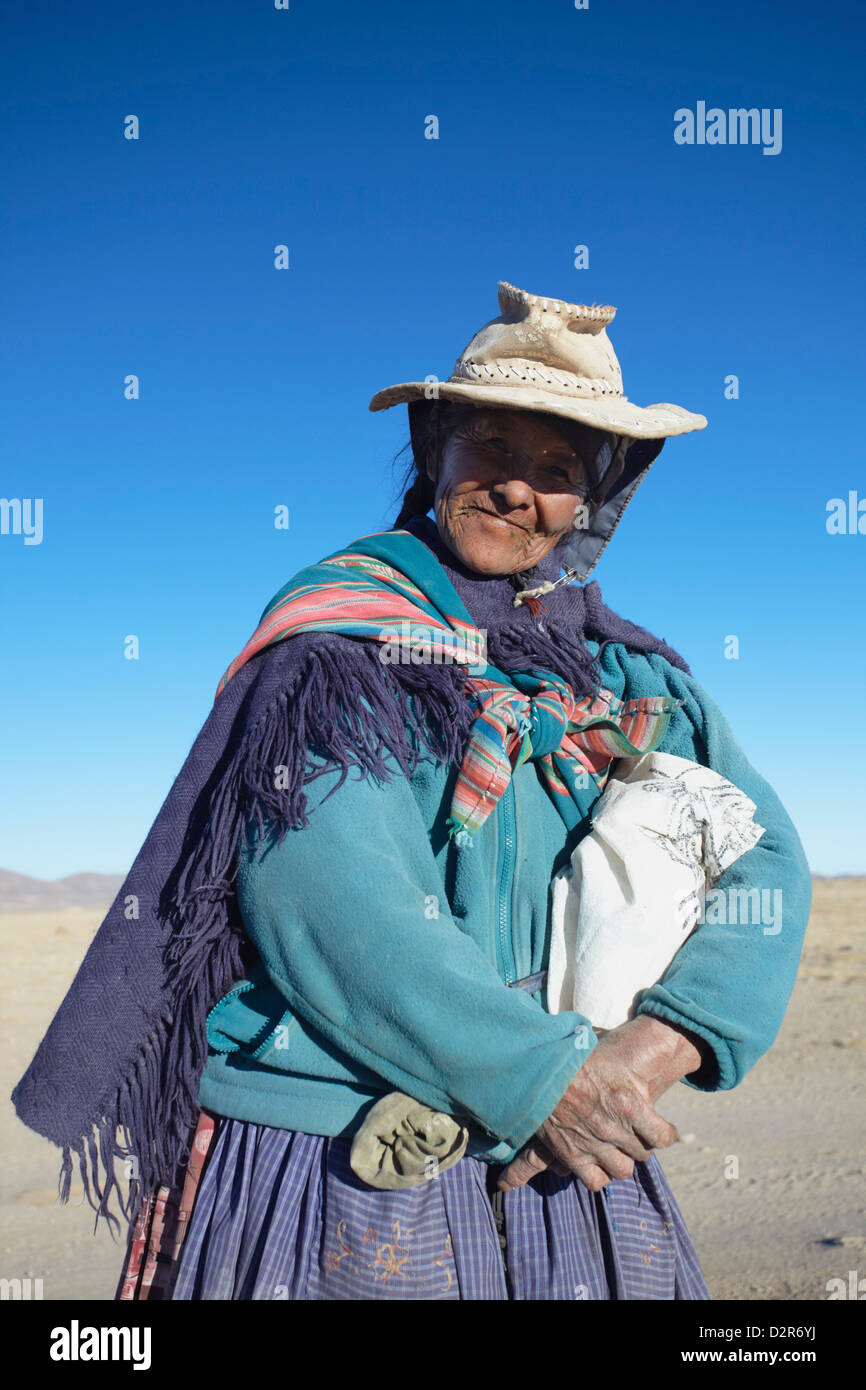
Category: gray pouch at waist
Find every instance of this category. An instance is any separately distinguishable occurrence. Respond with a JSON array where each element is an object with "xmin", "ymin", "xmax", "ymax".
[{"xmin": 349, "ymin": 1091, "xmax": 469, "ymax": 1190}]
